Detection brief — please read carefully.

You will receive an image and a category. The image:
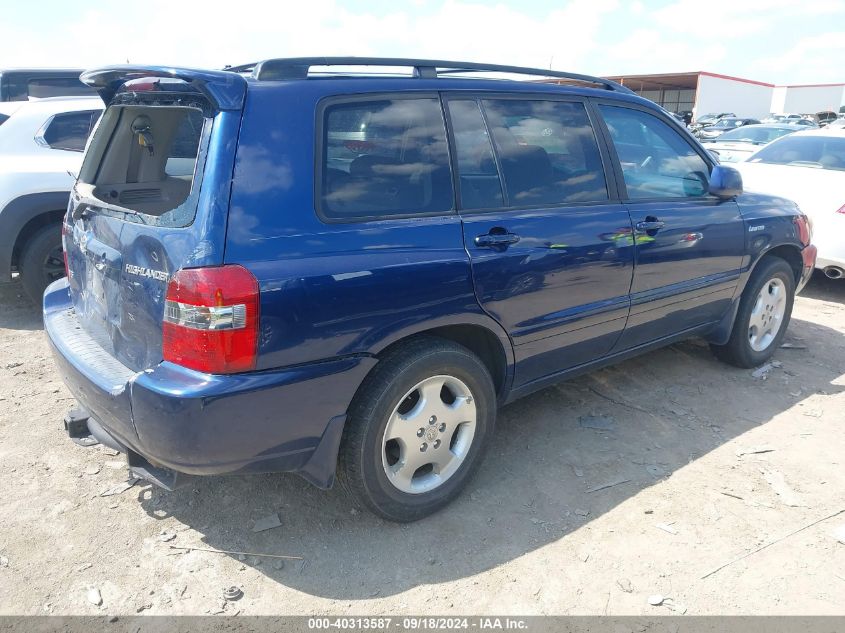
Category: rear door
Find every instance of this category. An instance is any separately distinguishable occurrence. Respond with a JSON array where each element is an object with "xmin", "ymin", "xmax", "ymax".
[
  {"xmin": 448, "ymin": 95, "xmax": 634, "ymax": 389},
  {"xmin": 595, "ymin": 102, "xmax": 745, "ymax": 350},
  {"xmin": 64, "ymin": 76, "xmax": 242, "ymax": 373}
]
